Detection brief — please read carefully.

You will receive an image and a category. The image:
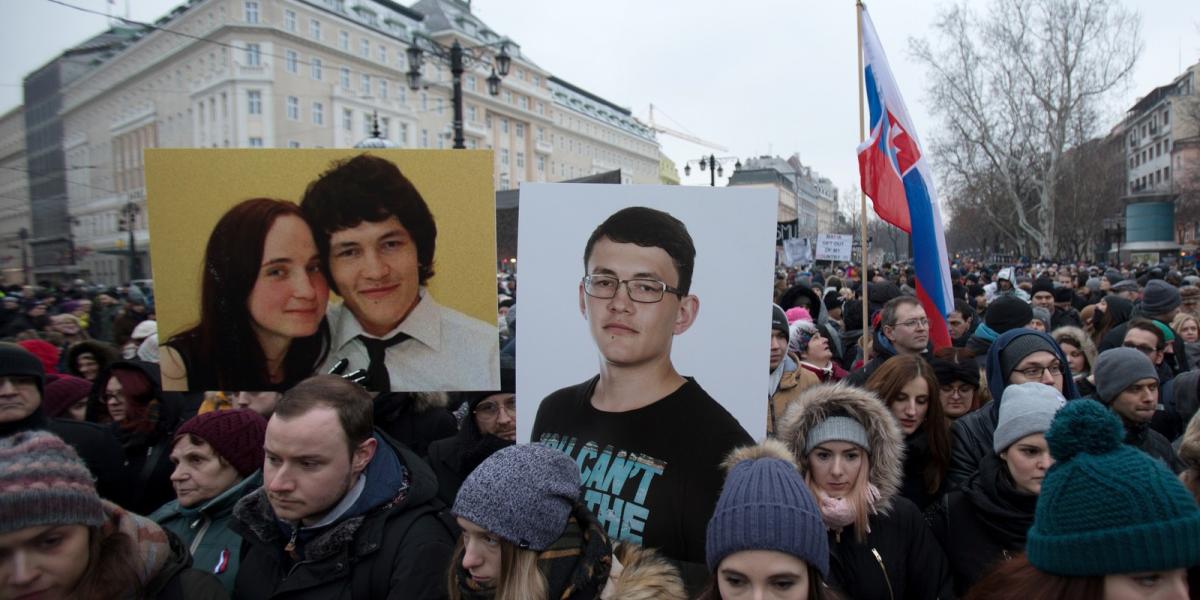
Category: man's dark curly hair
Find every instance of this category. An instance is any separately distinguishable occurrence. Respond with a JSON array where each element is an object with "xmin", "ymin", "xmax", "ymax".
[{"xmin": 300, "ymin": 154, "xmax": 437, "ymax": 293}]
